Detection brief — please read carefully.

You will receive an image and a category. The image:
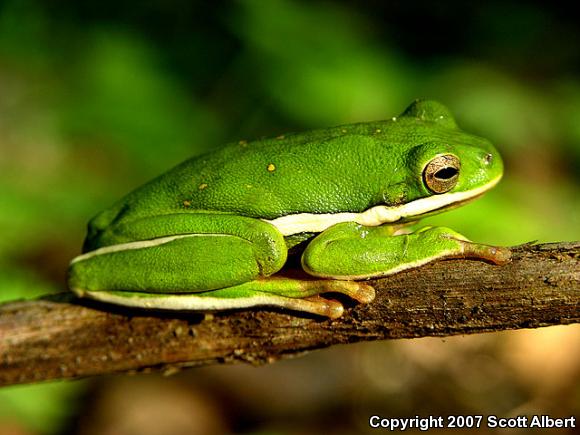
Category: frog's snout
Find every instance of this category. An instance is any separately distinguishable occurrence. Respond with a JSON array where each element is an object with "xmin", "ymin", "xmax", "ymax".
[
  {"xmin": 478, "ymin": 147, "xmax": 504, "ymax": 183},
  {"xmin": 480, "ymin": 147, "xmax": 502, "ymax": 169}
]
